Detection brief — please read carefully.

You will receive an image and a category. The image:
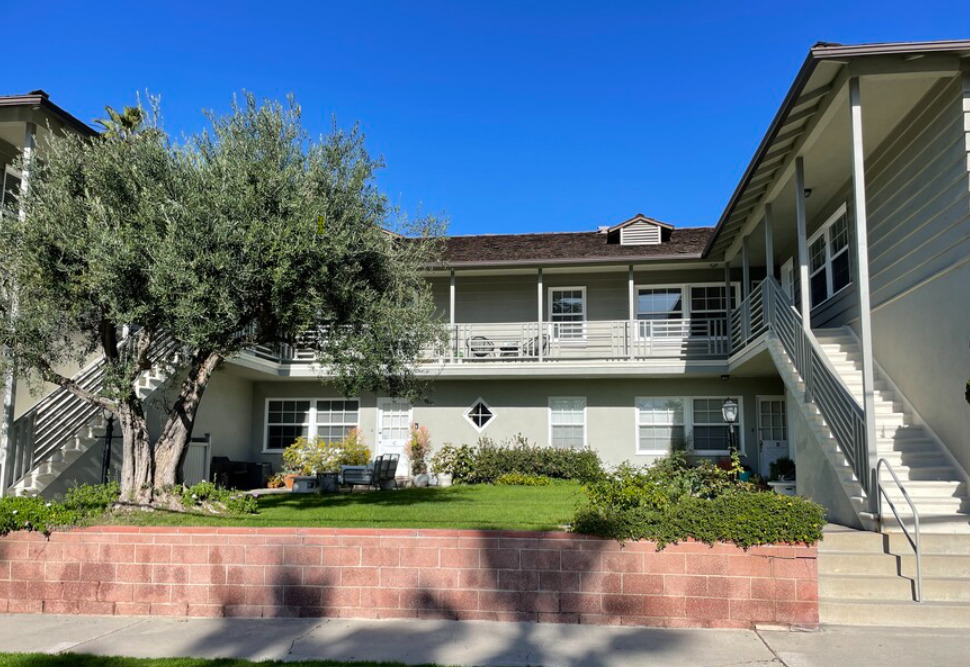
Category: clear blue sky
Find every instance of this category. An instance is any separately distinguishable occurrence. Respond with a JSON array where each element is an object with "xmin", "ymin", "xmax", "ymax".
[{"xmin": 5, "ymin": 1, "xmax": 969, "ymax": 235}]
